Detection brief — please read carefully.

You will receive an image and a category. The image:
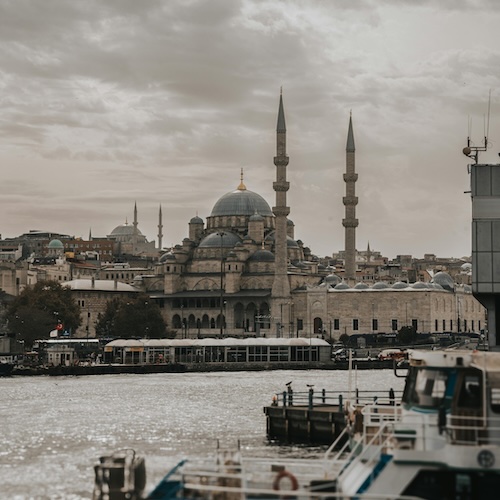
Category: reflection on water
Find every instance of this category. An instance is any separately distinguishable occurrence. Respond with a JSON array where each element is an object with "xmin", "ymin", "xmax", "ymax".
[{"xmin": 0, "ymin": 369, "xmax": 403, "ymax": 499}]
